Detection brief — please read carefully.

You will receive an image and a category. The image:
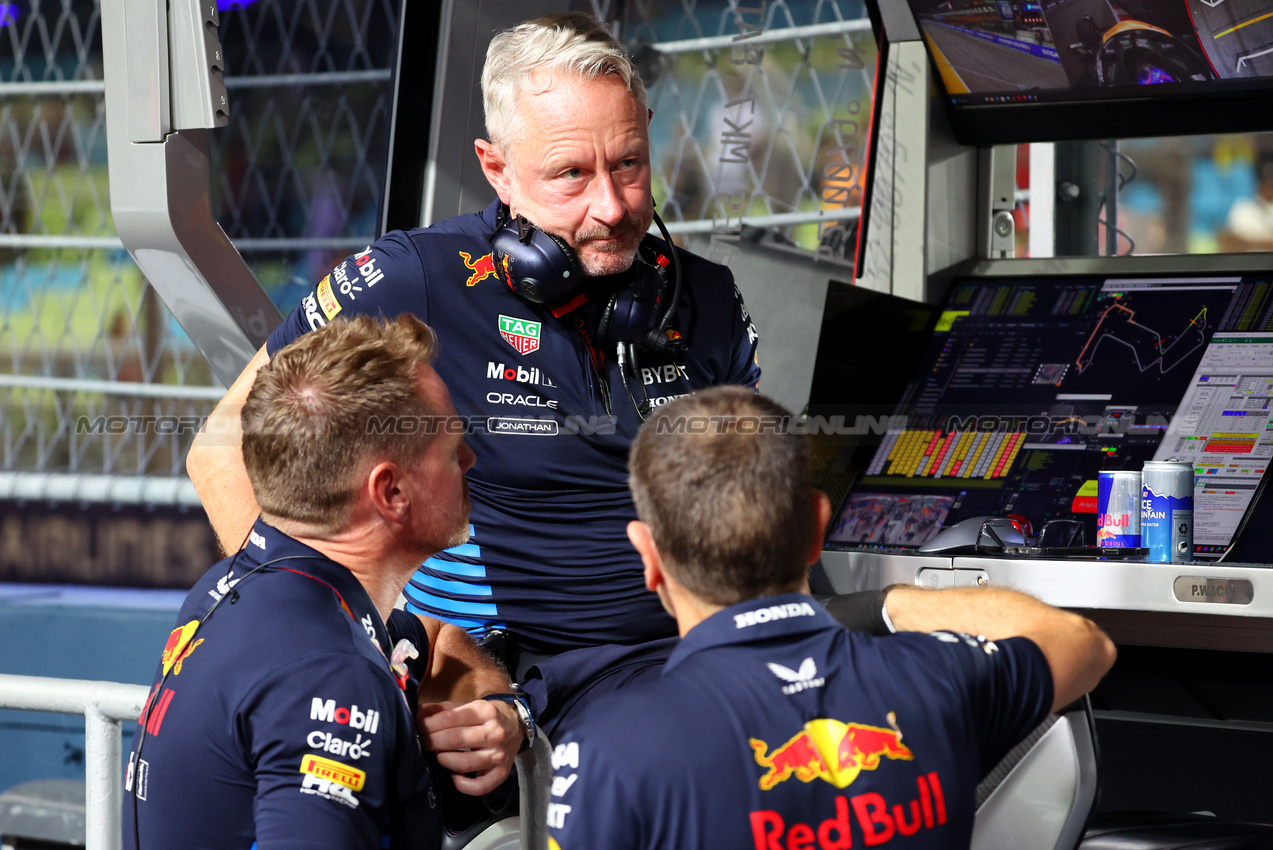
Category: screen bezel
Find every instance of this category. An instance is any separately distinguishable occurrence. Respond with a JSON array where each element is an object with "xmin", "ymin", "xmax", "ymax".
[
  {"xmin": 948, "ymin": 88, "xmax": 1273, "ymax": 146},
  {"xmin": 900, "ymin": 0, "xmax": 1273, "ymax": 146}
]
